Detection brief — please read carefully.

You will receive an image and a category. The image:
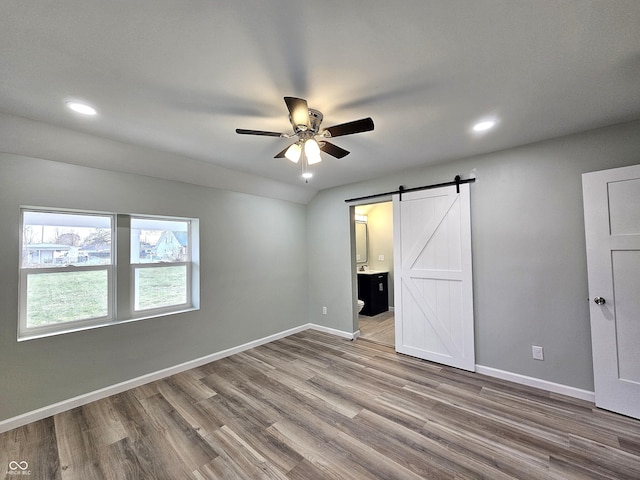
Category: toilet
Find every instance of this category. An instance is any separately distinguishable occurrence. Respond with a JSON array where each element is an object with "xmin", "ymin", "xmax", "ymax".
[{"xmin": 357, "ymin": 299, "xmax": 365, "ymax": 313}]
